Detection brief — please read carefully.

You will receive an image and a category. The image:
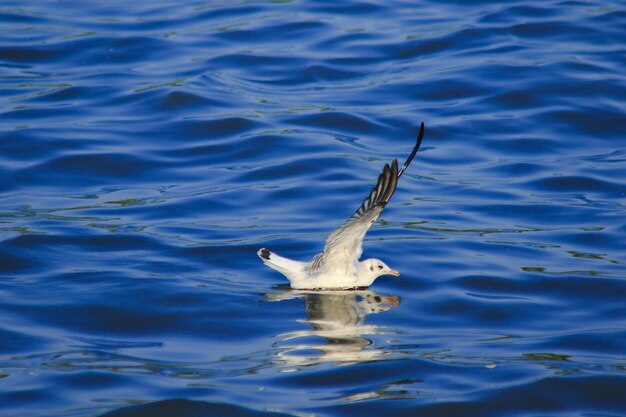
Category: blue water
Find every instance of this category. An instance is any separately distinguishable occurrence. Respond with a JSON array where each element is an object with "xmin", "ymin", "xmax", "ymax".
[{"xmin": 1, "ymin": 1, "xmax": 625, "ymax": 416}]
